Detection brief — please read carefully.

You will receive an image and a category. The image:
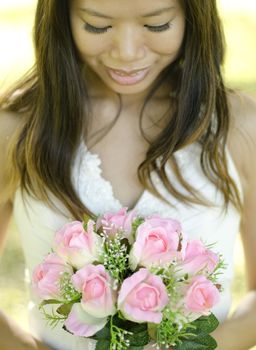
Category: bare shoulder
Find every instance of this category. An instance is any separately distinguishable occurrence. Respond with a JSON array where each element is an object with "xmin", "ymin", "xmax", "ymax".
[
  {"xmin": 0, "ymin": 109, "xmax": 23, "ymax": 137},
  {"xmin": 0, "ymin": 109, "xmax": 24, "ymax": 202},
  {"xmin": 228, "ymin": 90, "xmax": 256, "ymax": 135},
  {"xmin": 0, "ymin": 109, "xmax": 23, "ymax": 161},
  {"xmin": 227, "ymin": 91, "xmax": 256, "ymax": 191},
  {"xmin": 0, "ymin": 110, "xmax": 24, "ymax": 248},
  {"xmin": 228, "ymin": 92, "xmax": 256, "ymax": 288}
]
